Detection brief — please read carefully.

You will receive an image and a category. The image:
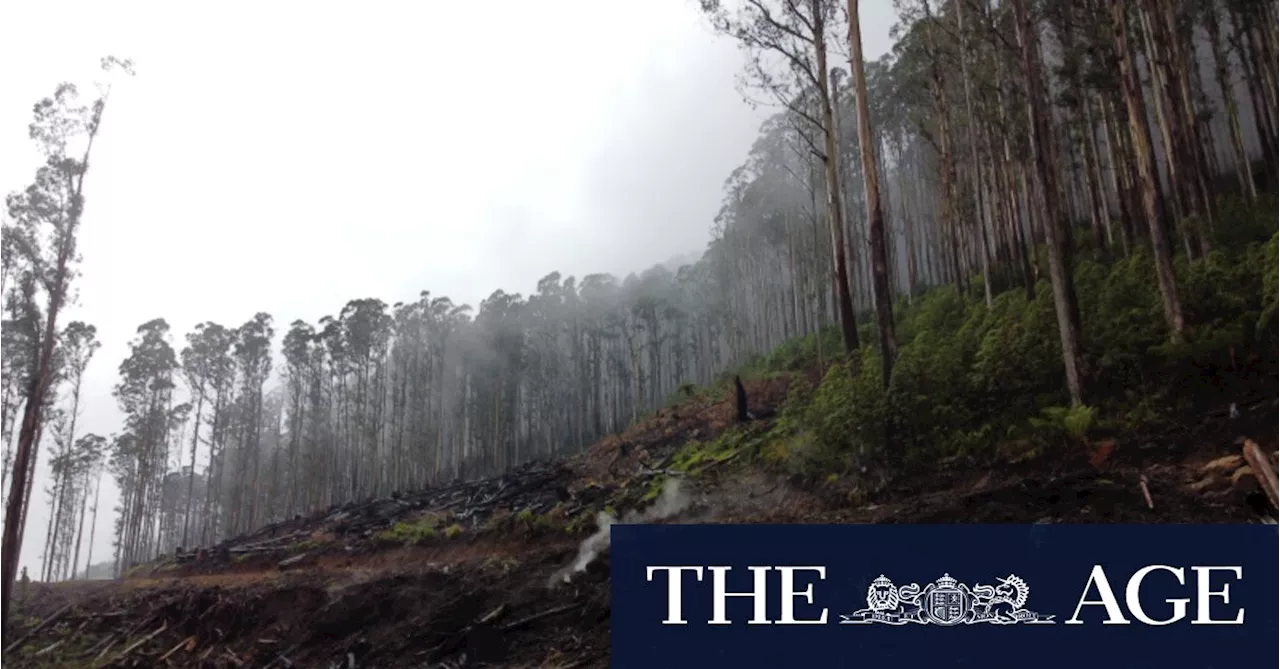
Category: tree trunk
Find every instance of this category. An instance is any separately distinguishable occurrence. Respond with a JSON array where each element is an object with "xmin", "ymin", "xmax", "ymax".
[
  {"xmin": 1111, "ymin": 0, "xmax": 1186, "ymax": 340},
  {"xmin": 1206, "ymin": 2, "xmax": 1258, "ymax": 199},
  {"xmin": 1102, "ymin": 96, "xmax": 1139, "ymax": 254},
  {"xmin": 80, "ymin": 473, "xmax": 101, "ymax": 579},
  {"xmin": 69, "ymin": 469, "xmax": 90, "ymax": 580},
  {"xmin": 813, "ymin": 0, "xmax": 861, "ymax": 354},
  {"xmin": 1013, "ymin": 0, "xmax": 1086, "ymax": 406},
  {"xmin": 847, "ymin": 0, "xmax": 896, "ymax": 388}
]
